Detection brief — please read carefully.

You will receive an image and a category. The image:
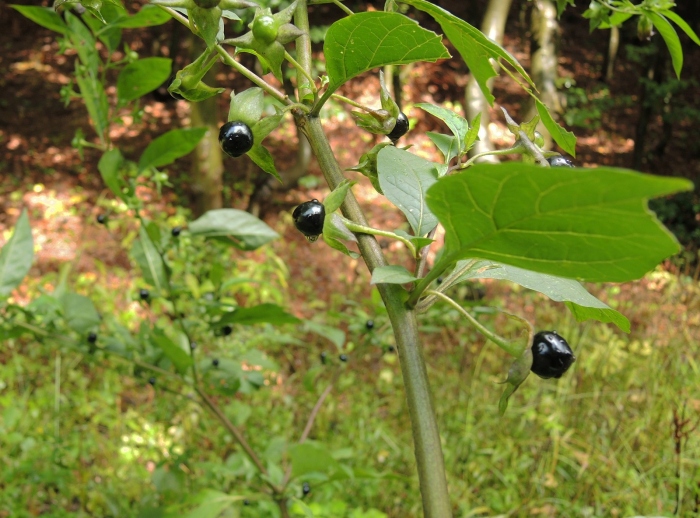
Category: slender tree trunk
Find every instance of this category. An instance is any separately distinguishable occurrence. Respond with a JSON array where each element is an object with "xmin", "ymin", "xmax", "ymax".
[
  {"xmin": 189, "ymin": 37, "xmax": 223, "ymax": 215},
  {"xmin": 465, "ymin": 0, "xmax": 513, "ymax": 163},
  {"xmin": 524, "ymin": 0, "xmax": 563, "ymax": 150}
]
